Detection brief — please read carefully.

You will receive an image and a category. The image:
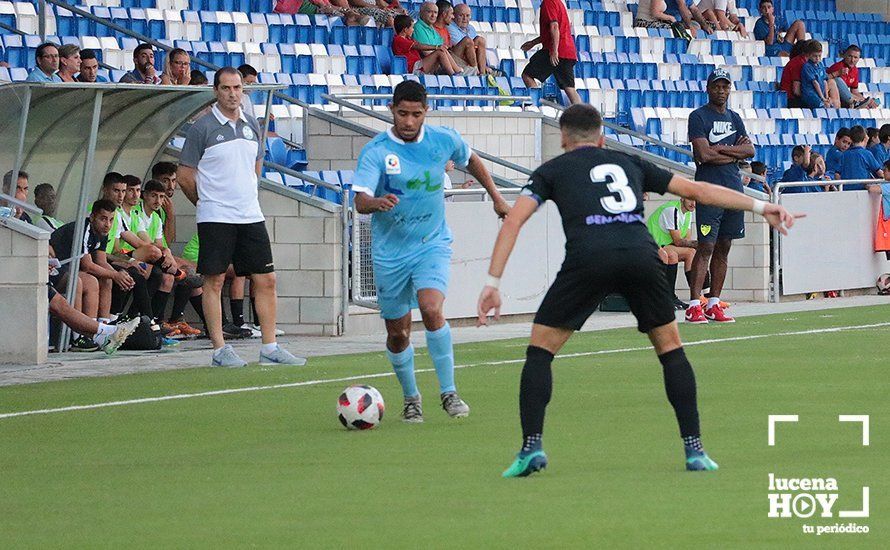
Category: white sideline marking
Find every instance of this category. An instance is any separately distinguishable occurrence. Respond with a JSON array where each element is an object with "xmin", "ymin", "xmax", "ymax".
[{"xmin": 1, "ymin": 322, "xmax": 888, "ymax": 421}]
